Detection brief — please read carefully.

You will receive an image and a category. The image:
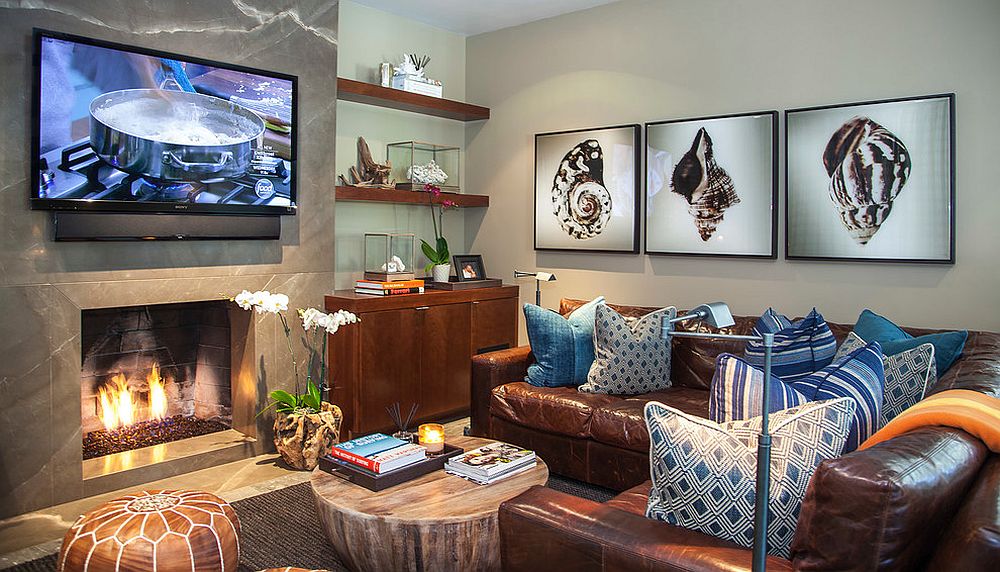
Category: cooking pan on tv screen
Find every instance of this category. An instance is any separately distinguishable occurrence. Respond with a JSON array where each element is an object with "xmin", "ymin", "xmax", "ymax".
[{"xmin": 32, "ymin": 30, "xmax": 297, "ymax": 215}]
